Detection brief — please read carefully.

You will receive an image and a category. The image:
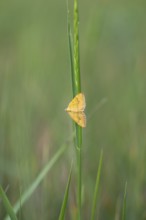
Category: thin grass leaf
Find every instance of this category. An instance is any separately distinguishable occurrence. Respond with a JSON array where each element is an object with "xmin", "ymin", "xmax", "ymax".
[
  {"xmin": 67, "ymin": 0, "xmax": 74, "ymax": 96},
  {"xmin": 122, "ymin": 182, "xmax": 127, "ymax": 220},
  {"xmin": 90, "ymin": 150, "xmax": 103, "ymax": 220},
  {"xmin": 5, "ymin": 144, "xmax": 67, "ymax": 220},
  {"xmin": 58, "ymin": 162, "xmax": 73, "ymax": 220},
  {"xmin": 0, "ymin": 185, "xmax": 17, "ymax": 220}
]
